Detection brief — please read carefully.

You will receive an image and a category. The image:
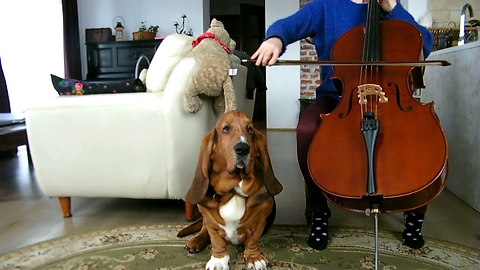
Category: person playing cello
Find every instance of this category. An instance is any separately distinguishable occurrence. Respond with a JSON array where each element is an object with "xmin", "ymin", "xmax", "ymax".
[{"xmin": 251, "ymin": 0, "xmax": 434, "ymax": 250}]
